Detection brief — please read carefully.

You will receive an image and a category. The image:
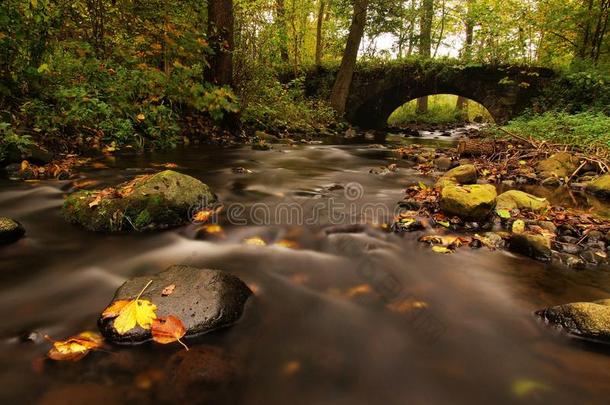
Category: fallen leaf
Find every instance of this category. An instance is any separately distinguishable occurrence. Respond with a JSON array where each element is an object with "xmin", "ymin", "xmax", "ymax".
[
  {"xmin": 102, "ymin": 280, "xmax": 157, "ymax": 335},
  {"xmin": 345, "ymin": 284, "xmax": 373, "ymax": 298},
  {"xmin": 151, "ymin": 315, "xmax": 188, "ymax": 350},
  {"xmin": 387, "ymin": 299, "xmax": 428, "ymax": 313},
  {"xmin": 512, "ymin": 219, "xmax": 526, "ymax": 234},
  {"xmin": 244, "ymin": 236, "xmax": 266, "ymax": 246},
  {"xmin": 274, "ymin": 239, "xmax": 299, "ymax": 249},
  {"xmin": 496, "ymin": 209, "xmax": 511, "ymax": 219},
  {"xmin": 432, "ymin": 245, "xmax": 453, "ymax": 254},
  {"xmin": 192, "ymin": 209, "xmax": 214, "ymax": 223},
  {"xmin": 136, "ymin": 113, "xmax": 146, "ymax": 121},
  {"xmin": 161, "ymin": 284, "xmax": 176, "ymax": 296},
  {"xmin": 46, "ymin": 331, "xmax": 104, "ymax": 361}
]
